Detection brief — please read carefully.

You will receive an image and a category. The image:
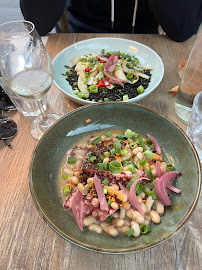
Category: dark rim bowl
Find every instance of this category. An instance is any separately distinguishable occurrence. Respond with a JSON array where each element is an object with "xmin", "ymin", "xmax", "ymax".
[{"xmin": 30, "ymin": 103, "xmax": 201, "ymax": 254}]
